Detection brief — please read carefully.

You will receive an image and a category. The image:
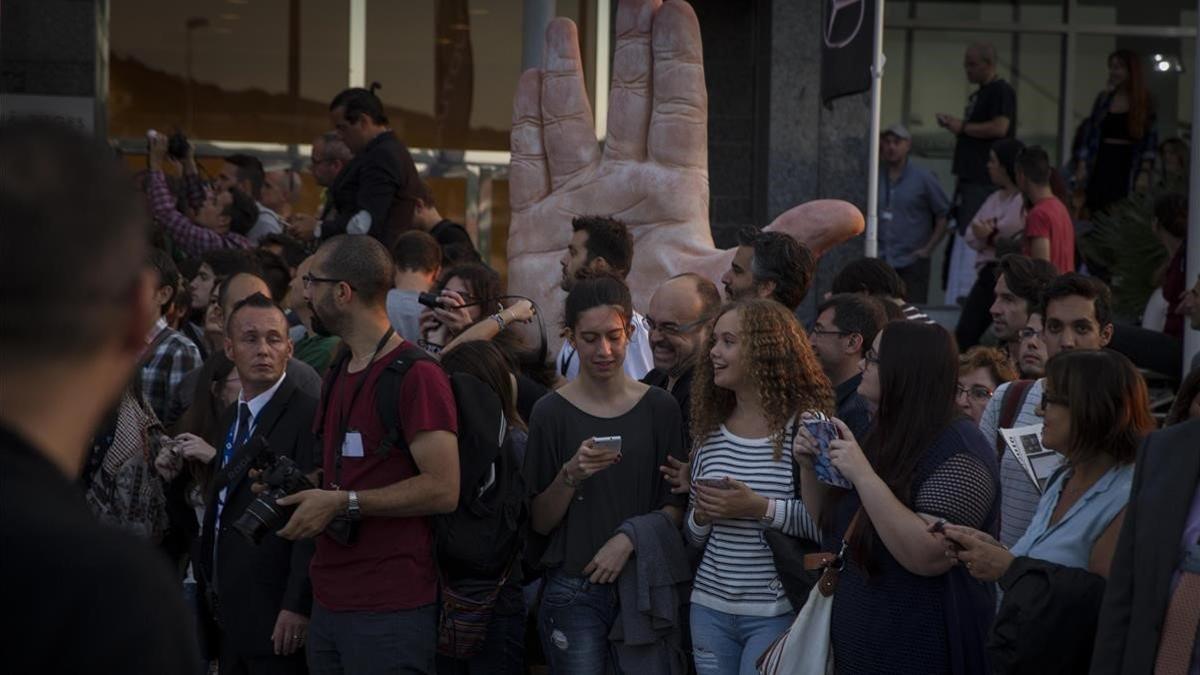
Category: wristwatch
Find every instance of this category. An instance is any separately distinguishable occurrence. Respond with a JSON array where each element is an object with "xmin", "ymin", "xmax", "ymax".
[{"xmin": 346, "ymin": 490, "xmax": 361, "ymax": 521}]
